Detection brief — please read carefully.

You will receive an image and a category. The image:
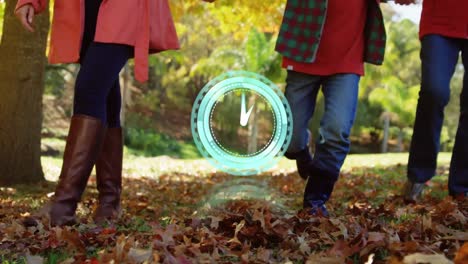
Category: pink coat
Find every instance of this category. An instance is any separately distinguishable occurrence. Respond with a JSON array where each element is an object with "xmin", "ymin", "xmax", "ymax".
[{"xmin": 15, "ymin": 0, "xmax": 180, "ymax": 82}]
